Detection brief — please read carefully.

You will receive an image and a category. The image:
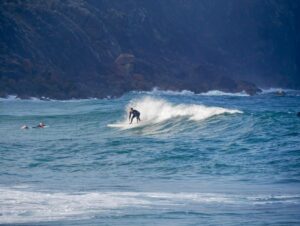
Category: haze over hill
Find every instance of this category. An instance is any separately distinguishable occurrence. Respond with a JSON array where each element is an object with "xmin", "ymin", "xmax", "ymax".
[{"xmin": 1, "ymin": 0, "xmax": 299, "ymax": 99}]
